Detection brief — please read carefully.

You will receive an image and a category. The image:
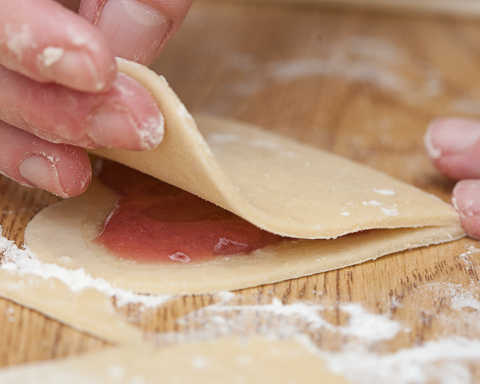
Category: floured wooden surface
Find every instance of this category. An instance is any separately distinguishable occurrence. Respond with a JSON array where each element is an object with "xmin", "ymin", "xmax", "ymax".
[
  {"xmin": 231, "ymin": 0, "xmax": 480, "ymax": 17},
  {"xmin": 1, "ymin": 1, "xmax": 480, "ymax": 381}
]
